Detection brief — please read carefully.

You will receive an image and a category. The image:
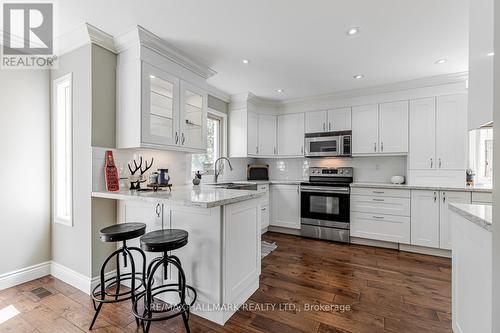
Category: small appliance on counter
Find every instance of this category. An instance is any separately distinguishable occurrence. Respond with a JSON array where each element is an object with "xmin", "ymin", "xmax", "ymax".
[
  {"xmin": 390, "ymin": 175, "xmax": 405, "ymax": 184},
  {"xmin": 247, "ymin": 164, "xmax": 269, "ymax": 181}
]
